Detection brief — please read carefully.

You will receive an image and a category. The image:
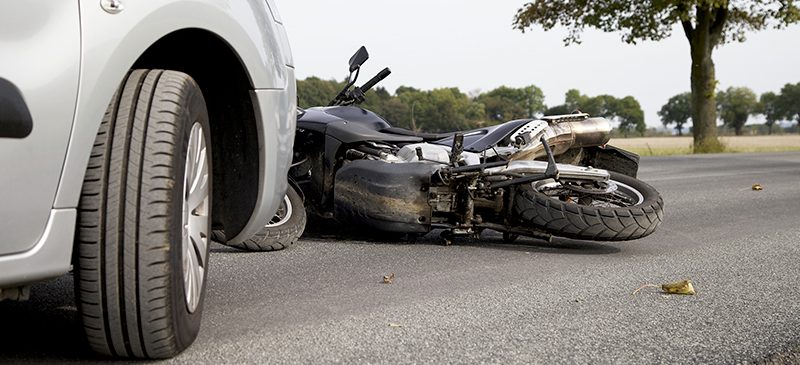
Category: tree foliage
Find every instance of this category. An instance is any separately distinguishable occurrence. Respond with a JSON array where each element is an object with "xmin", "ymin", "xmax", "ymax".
[
  {"xmin": 513, "ymin": 0, "xmax": 799, "ymax": 151},
  {"xmin": 776, "ymin": 82, "xmax": 800, "ymax": 128},
  {"xmin": 296, "ymin": 76, "xmax": 344, "ymax": 108},
  {"xmin": 717, "ymin": 86, "xmax": 758, "ymax": 135},
  {"xmin": 513, "ymin": 1, "xmax": 798, "ymax": 45},
  {"xmin": 658, "ymin": 92, "xmax": 693, "ymax": 135},
  {"xmin": 548, "ymin": 89, "xmax": 646, "ymax": 136},
  {"xmin": 396, "ymin": 87, "xmax": 486, "ymax": 132},
  {"xmin": 476, "ymin": 85, "xmax": 546, "ymax": 122},
  {"xmin": 297, "ymin": 78, "xmax": 556, "ymax": 132},
  {"xmin": 758, "ymin": 91, "xmax": 780, "ymax": 134}
]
